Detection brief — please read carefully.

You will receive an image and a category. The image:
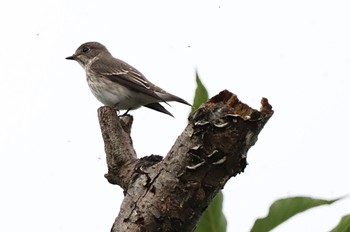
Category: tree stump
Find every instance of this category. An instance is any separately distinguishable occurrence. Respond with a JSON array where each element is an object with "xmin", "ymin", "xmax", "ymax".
[{"xmin": 97, "ymin": 90, "xmax": 274, "ymax": 232}]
